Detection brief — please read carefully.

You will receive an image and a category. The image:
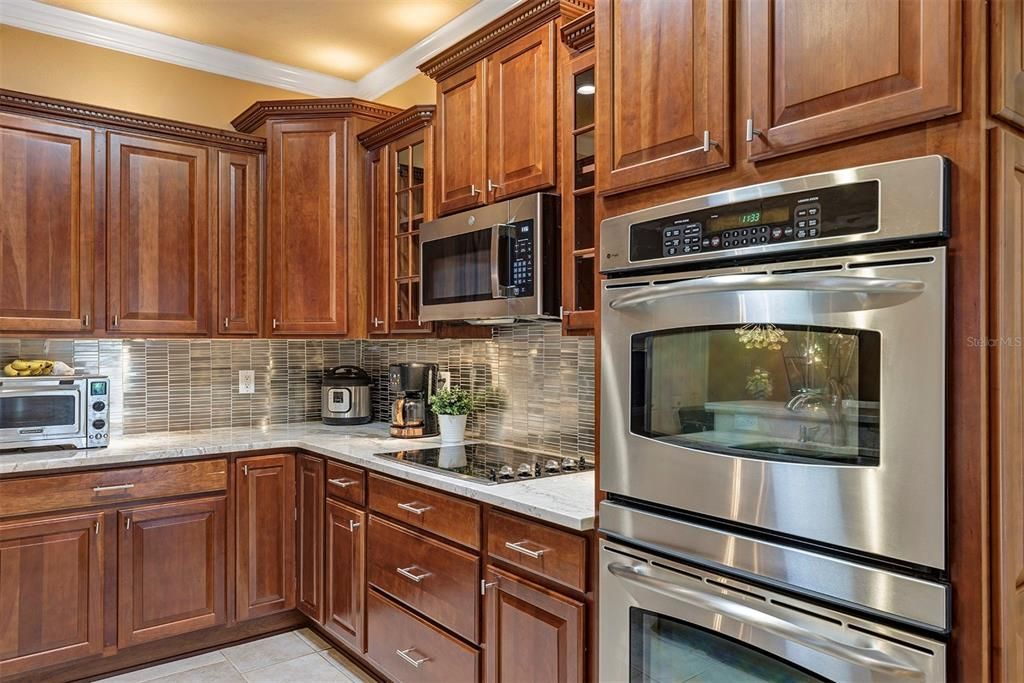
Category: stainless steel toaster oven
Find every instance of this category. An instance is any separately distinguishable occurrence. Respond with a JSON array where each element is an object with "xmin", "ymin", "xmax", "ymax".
[{"xmin": 0, "ymin": 375, "xmax": 110, "ymax": 450}]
